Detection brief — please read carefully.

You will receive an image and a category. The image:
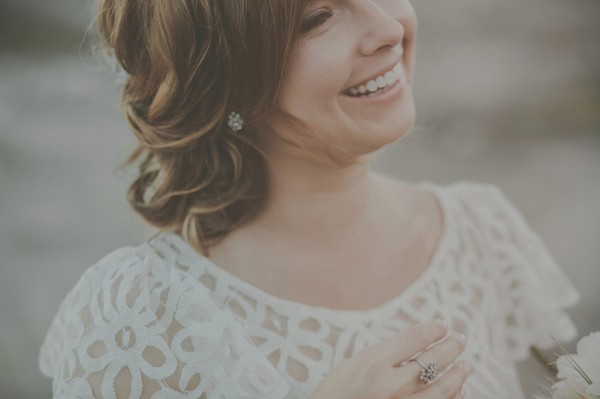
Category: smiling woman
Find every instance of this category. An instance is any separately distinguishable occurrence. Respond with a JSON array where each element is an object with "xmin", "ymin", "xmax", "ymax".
[
  {"xmin": 270, "ymin": 0, "xmax": 418, "ymax": 161},
  {"xmin": 38, "ymin": 1, "xmax": 580, "ymax": 398}
]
